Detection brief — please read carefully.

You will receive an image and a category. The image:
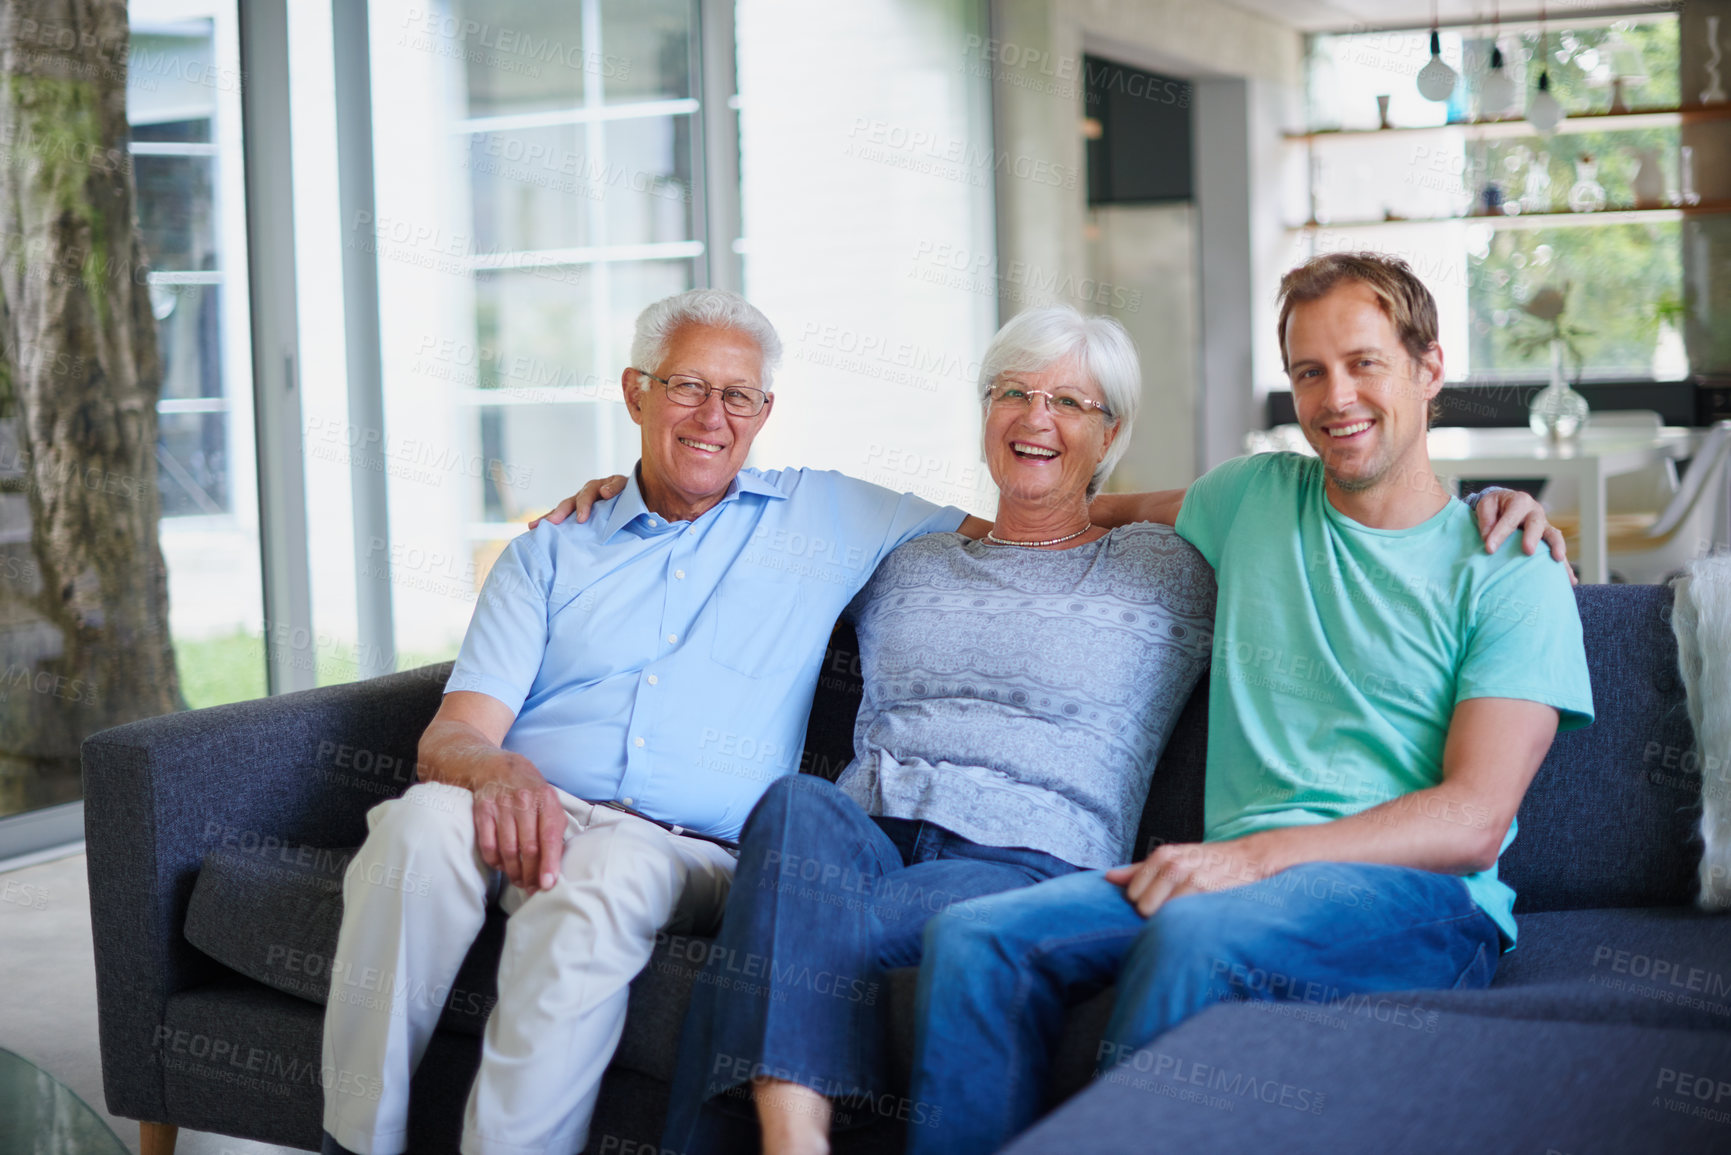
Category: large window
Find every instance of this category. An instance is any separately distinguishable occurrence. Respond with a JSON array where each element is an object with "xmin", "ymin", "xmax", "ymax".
[
  {"xmin": 1293, "ymin": 11, "xmax": 1687, "ymax": 384},
  {"xmin": 129, "ymin": 11, "xmax": 267, "ymax": 713},
  {"xmin": 0, "ymin": 2, "xmax": 261, "ymax": 832},
  {"xmin": 322, "ymin": 0, "xmax": 718, "ymax": 670},
  {"xmin": 453, "ymin": 0, "xmax": 703, "ymax": 523},
  {"xmin": 133, "ymin": 30, "xmax": 227, "ymax": 518},
  {"xmin": 0, "ymin": 0, "xmax": 1000, "ymax": 843},
  {"xmin": 296, "ymin": 0, "xmax": 996, "ymax": 679}
]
